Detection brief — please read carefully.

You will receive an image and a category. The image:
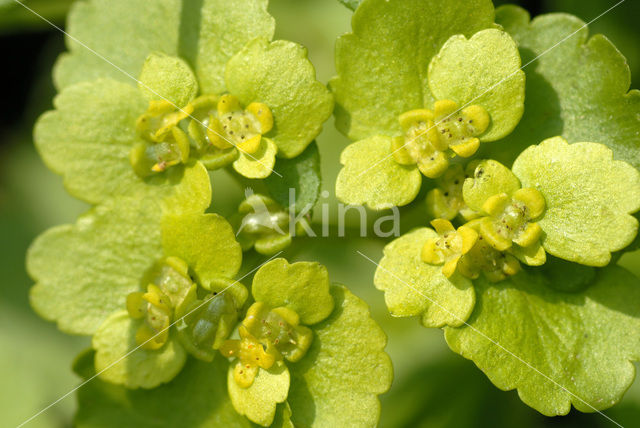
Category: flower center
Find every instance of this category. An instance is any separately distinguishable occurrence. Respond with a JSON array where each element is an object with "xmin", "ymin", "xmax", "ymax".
[
  {"xmin": 479, "ymin": 188, "xmax": 546, "ymax": 252},
  {"xmin": 131, "ymin": 100, "xmax": 192, "ymax": 177},
  {"xmin": 220, "ymin": 302, "xmax": 312, "ymax": 388},
  {"xmin": 392, "ymin": 100, "xmax": 489, "ymax": 178}
]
